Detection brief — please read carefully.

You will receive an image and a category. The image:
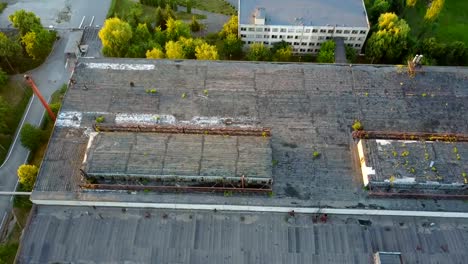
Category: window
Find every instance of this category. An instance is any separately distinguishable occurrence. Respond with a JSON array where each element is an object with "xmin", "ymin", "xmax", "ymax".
[
  {"xmin": 352, "ymin": 30, "xmax": 358, "ymax": 34},
  {"xmin": 347, "ymin": 43, "xmax": 353, "ymax": 47},
  {"xmin": 280, "ymin": 35, "xmax": 285, "ymax": 39},
  {"xmin": 296, "ymin": 29, "xmax": 303, "ymax": 33},
  {"xmin": 315, "ymin": 49, "xmax": 319, "ymax": 52},
  {"xmin": 294, "ymin": 42, "xmax": 300, "ymax": 45},
  {"xmin": 320, "ymin": 29, "xmax": 326, "ymax": 33},
  {"xmin": 326, "ymin": 36, "xmax": 331, "ymax": 40},
  {"xmin": 301, "ymin": 42, "xmax": 307, "ymax": 46},
  {"xmin": 241, "ymin": 41, "xmax": 246, "ymax": 44},
  {"xmin": 287, "ymin": 35, "xmax": 293, "ymax": 39},
  {"xmin": 349, "ymin": 37, "xmax": 356, "ymax": 41},
  {"xmin": 248, "ymin": 28, "xmax": 254, "ymax": 32},
  {"xmin": 318, "ymin": 36, "xmax": 324, "ymax": 40},
  {"xmin": 360, "ymin": 30, "xmax": 366, "ymax": 34},
  {"xmin": 309, "ymin": 42, "xmax": 315, "ymax": 46},
  {"xmin": 307, "ymin": 49, "xmax": 312, "ymax": 52},
  {"xmin": 288, "ymin": 42, "xmax": 293, "ymax": 45},
  {"xmin": 344, "ymin": 30, "xmax": 350, "ymax": 34},
  {"xmin": 288, "ymin": 28, "xmax": 294, "ymax": 33},
  {"xmin": 280, "ymin": 28, "xmax": 286, "ymax": 32},
  {"xmin": 300, "ymin": 49, "xmax": 306, "ymax": 52},
  {"xmin": 256, "ymin": 35, "xmax": 263, "ymax": 39},
  {"xmin": 328, "ymin": 29, "xmax": 333, "ymax": 33},
  {"xmin": 240, "ymin": 34, "xmax": 246, "ymax": 38},
  {"xmin": 358, "ymin": 37, "xmax": 363, "ymax": 41},
  {"xmin": 305, "ymin": 29, "xmax": 311, "ymax": 33},
  {"xmin": 336, "ymin": 30, "xmax": 342, "ymax": 34},
  {"xmin": 317, "ymin": 43, "xmax": 321, "ymax": 46},
  {"xmin": 343, "ymin": 37, "xmax": 348, "ymax": 41},
  {"xmin": 264, "ymin": 41, "xmax": 269, "ymax": 45},
  {"xmin": 240, "ymin": 27, "xmax": 246, "ymax": 31},
  {"xmin": 295, "ymin": 36, "xmax": 299, "ymax": 39},
  {"xmin": 312, "ymin": 29, "xmax": 318, "ymax": 33},
  {"xmin": 256, "ymin": 28, "xmax": 263, "ymax": 32},
  {"xmin": 272, "ymin": 28, "xmax": 279, "ymax": 32},
  {"xmin": 293, "ymin": 48, "xmax": 298, "ymax": 52},
  {"xmin": 355, "ymin": 44, "xmax": 361, "ymax": 47},
  {"xmin": 264, "ymin": 28, "xmax": 270, "ymax": 32},
  {"xmin": 247, "ymin": 41, "xmax": 252, "ymax": 44},
  {"xmin": 264, "ymin": 35, "xmax": 269, "ymax": 38},
  {"xmin": 272, "ymin": 35, "xmax": 278, "ymax": 39}
]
